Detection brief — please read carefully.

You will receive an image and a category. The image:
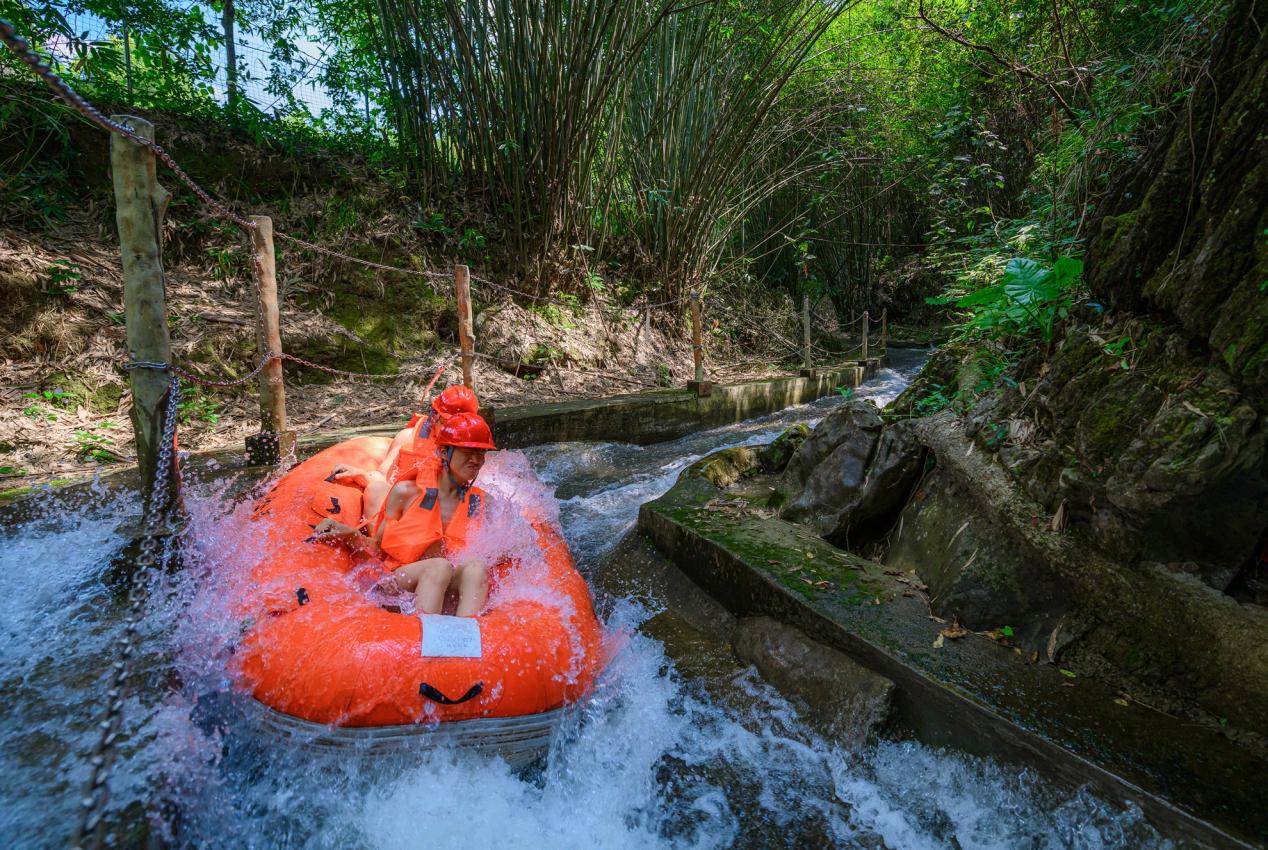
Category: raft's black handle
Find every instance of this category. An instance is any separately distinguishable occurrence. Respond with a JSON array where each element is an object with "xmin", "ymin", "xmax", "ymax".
[{"xmin": 419, "ymin": 681, "xmax": 483, "ymax": 705}]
